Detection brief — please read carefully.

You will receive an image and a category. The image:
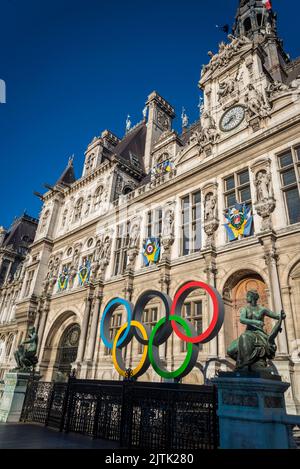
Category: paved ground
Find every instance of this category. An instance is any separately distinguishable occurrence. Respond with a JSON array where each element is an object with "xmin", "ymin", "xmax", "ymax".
[{"xmin": 0, "ymin": 423, "xmax": 120, "ymax": 449}]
